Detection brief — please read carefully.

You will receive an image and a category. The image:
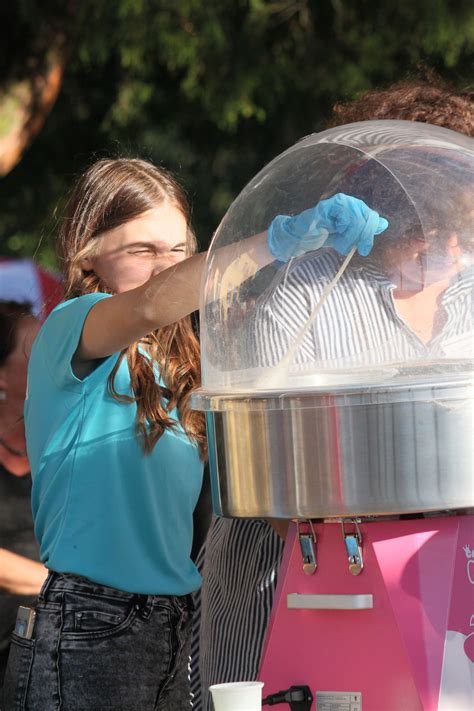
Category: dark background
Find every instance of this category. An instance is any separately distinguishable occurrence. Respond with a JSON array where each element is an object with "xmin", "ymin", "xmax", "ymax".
[{"xmin": 0, "ymin": 0, "xmax": 473, "ymax": 265}]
